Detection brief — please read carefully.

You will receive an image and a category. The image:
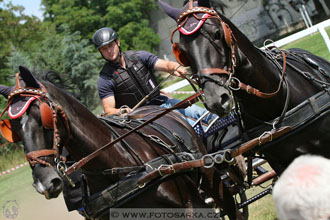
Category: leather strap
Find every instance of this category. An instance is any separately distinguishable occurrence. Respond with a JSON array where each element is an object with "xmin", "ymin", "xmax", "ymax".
[
  {"xmin": 26, "ymin": 149, "xmax": 57, "ymax": 167},
  {"xmin": 201, "ymin": 68, "xmax": 231, "ymax": 75},
  {"xmin": 238, "ymin": 51, "xmax": 287, "ymax": 98},
  {"xmin": 252, "ymin": 170, "xmax": 277, "ymax": 186},
  {"xmin": 66, "ymin": 92, "xmax": 203, "ymax": 175},
  {"xmin": 230, "ymin": 126, "xmax": 292, "ymax": 157},
  {"xmin": 137, "ymin": 159, "xmax": 205, "ymax": 187},
  {"xmin": 137, "ymin": 126, "xmax": 291, "ymax": 187}
]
